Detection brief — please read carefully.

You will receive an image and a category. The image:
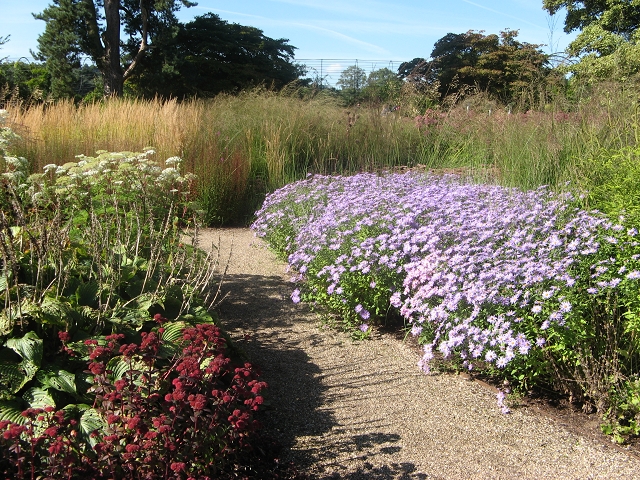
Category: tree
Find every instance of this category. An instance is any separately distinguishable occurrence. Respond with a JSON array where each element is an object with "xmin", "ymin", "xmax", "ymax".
[
  {"xmin": 0, "ymin": 35, "xmax": 9, "ymax": 63},
  {"xmin": 399, "ymin": 30, "xmax": 550, "ymax": 105},
  {"xmin": 337, "ymin": 65, "xmax": 366, "ymax": 91},
  {"xmin": 362, "ymin": 67, "xmax": 402, "ymax": 103},
  {"xmin": 34, "ymin": 0, "xmax": 195, "ymax": 97},
  {"xmin": 0, "ymin": 60, "xmax": 52, "ymax": 102},
  {"xmin": 543, "ymin": 0, "xmax": 640, "ymax": 79},
  {"xmin": 128, "ymin": 13, "xmax": 304, "ymax": 98},
  {"xmin": 336, "ymin": 65, "xmax": 366, "ymax": 104}
]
